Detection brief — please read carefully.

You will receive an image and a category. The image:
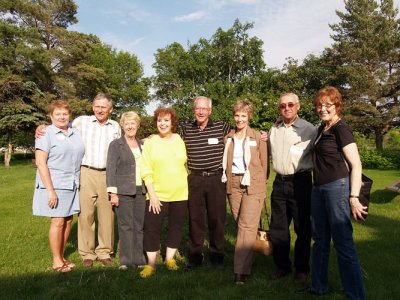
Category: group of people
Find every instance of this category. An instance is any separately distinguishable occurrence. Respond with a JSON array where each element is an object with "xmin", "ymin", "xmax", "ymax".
[{"xmin": 33, "ymin": 87, "xmax": 367, "ymax": 299}]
